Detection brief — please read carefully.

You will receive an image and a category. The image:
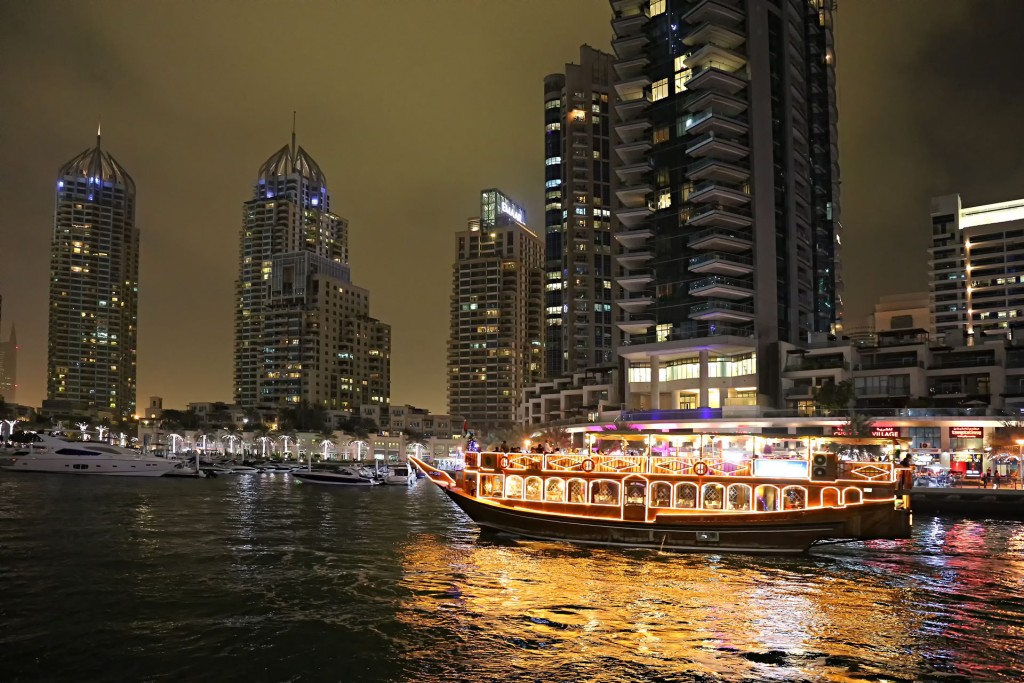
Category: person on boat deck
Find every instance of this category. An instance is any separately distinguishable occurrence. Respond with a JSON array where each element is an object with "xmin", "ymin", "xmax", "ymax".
[{"xmin": 499, "ymin": 440, "xmax": 509, "ymax": 453}]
